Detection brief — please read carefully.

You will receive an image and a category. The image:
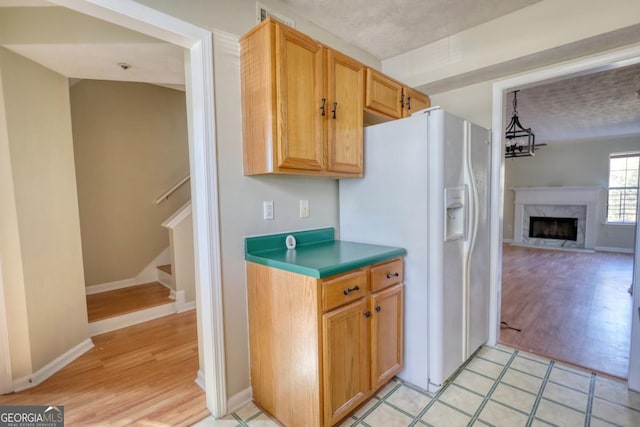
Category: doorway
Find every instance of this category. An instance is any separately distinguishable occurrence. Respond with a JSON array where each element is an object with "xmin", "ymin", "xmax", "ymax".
[
  {"xmin": 0, "ymin": 0, "xmax": 227, "ymax": 417},
  {"xmin": 488, "ymin": 45, "xmax": 640, "ymax": 389}
]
